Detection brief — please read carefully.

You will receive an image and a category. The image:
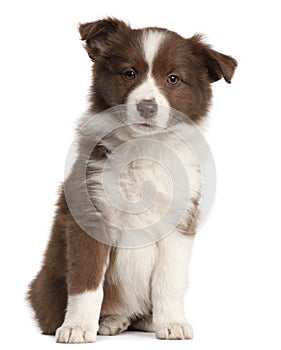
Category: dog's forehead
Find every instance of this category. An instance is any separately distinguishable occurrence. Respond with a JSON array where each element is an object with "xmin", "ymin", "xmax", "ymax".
[
  {"xmin": 110, "ymin": 28, "xmax": 188, "ymax": 72},
  {"xmin": 141, "ymin": 29, "xmax": 187, "ymax": 69},
  {"xmin": 141, "ymin": 30, "xmax": 166, "ymax": 69}
]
